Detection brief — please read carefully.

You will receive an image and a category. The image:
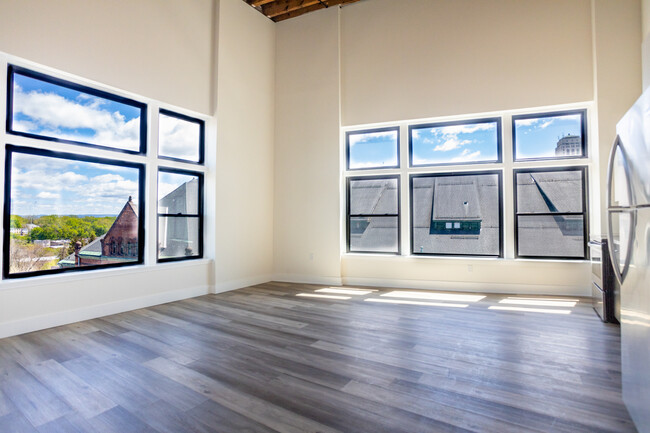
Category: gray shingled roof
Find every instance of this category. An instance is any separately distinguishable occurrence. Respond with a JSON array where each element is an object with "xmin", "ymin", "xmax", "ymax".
[
  {"xmin": 516, "ymin": 171, "xmax": 582, "ymax": 213},
  {"xmin": 432, "ymin": 178, "xmax": 481, "ymax": 220},
  {"xmin": 349, "ymin": 178, "xmax": 398, "ymax": 215}
]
